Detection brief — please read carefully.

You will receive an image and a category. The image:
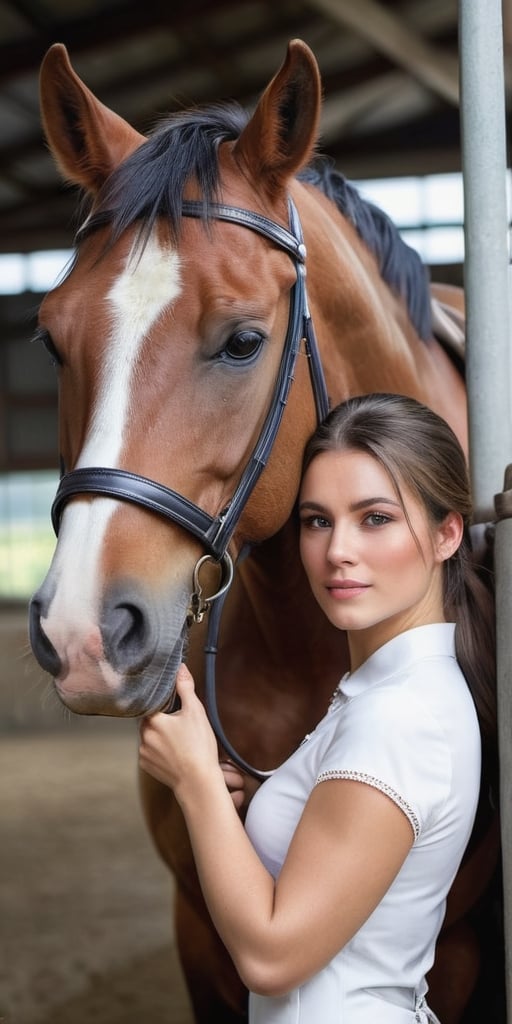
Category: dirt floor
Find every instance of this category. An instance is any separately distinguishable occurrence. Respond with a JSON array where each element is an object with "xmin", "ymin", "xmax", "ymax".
[{"xmin": 0, "ymin": 609, "xmax": 195, "ymax": 1024}]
